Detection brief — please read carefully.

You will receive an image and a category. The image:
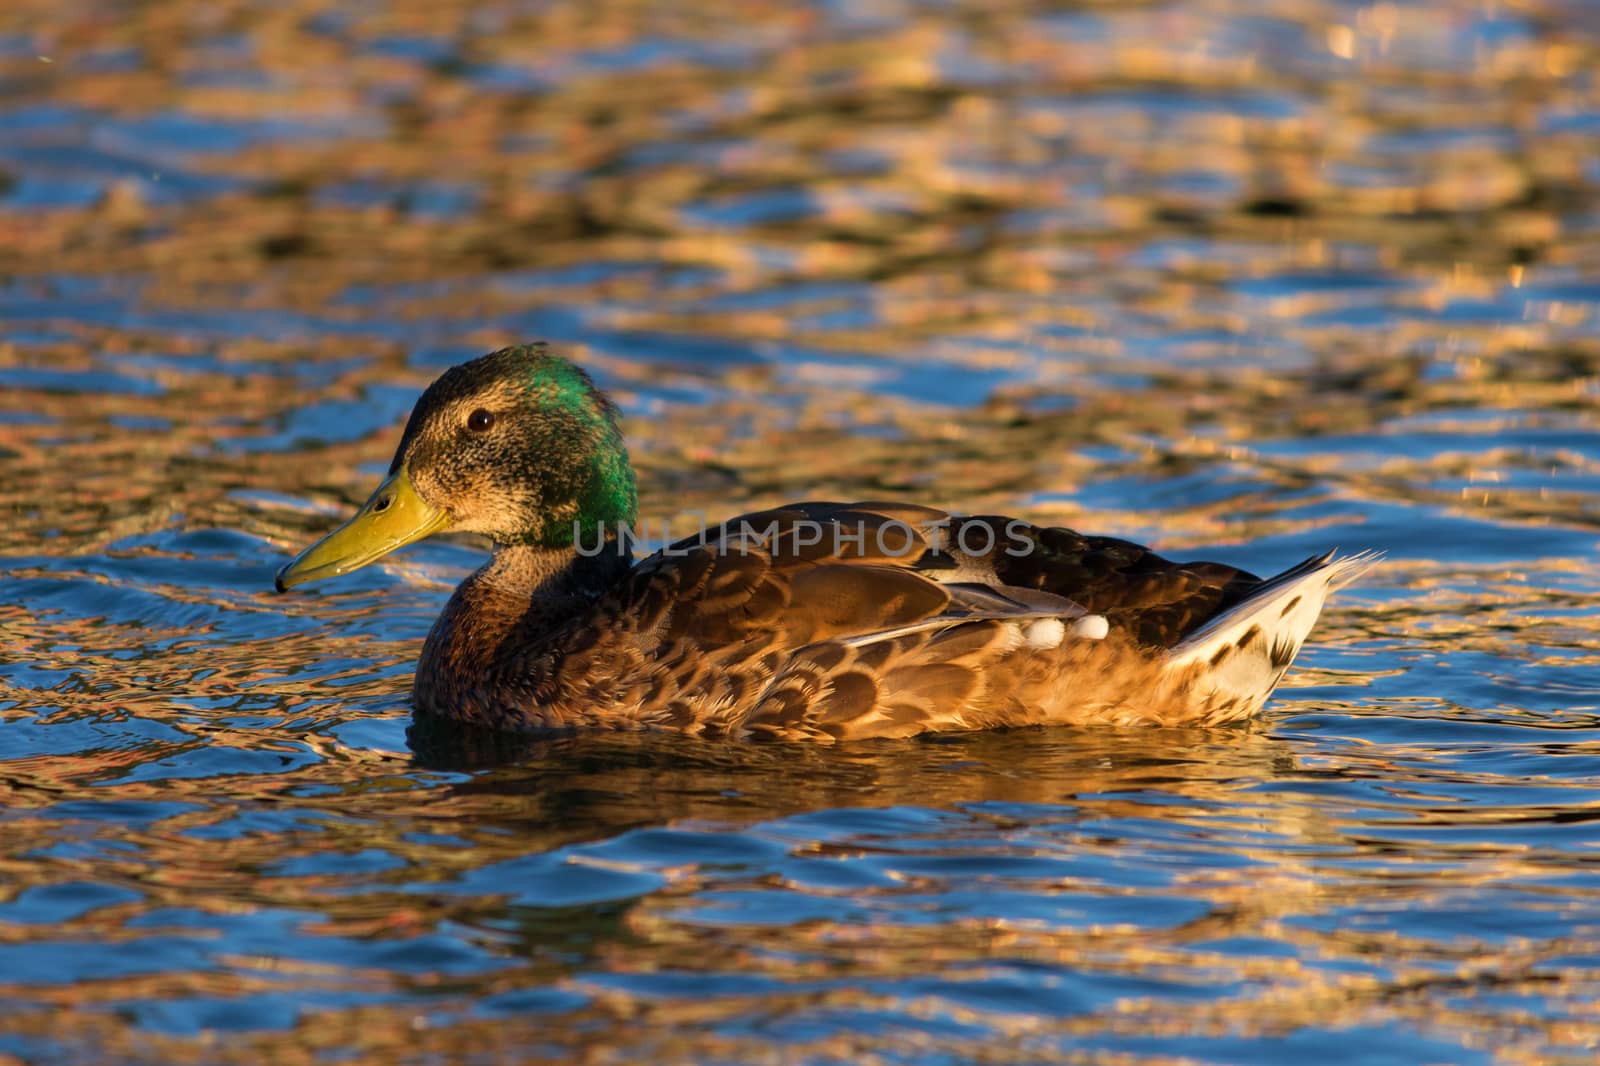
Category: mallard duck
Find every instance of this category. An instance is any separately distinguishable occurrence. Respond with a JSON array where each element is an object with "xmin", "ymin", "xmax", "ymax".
[{"xmin": 276, "ymin": 344, "xmax": 1377, "ymax": 740}]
